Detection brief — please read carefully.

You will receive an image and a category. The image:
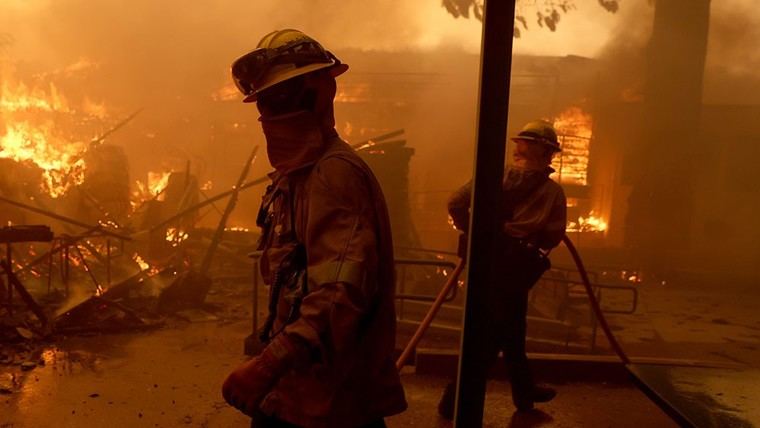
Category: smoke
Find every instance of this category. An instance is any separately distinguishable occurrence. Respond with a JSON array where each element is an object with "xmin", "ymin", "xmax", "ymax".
[
  {"xmin": 703, "ymin": 0, "xmax": 760, "ymax": 104},
  {"xmin": 593, "ymin": 0, "xmax": 760, "ymax": 105},
  {"xmin": 592, "ymin": 1, "xmax": 654, "ymax": 103},
  {"xmin": 3, "ymin": 0, "xmax": 759, "ymax": 232},
  {"xmin": 706, "ymin": 0, "xmax": 760, "ymax": 75},
  {"xmin": 0, "ymin": 0, "xmax": 453, "ymax": 183}
]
